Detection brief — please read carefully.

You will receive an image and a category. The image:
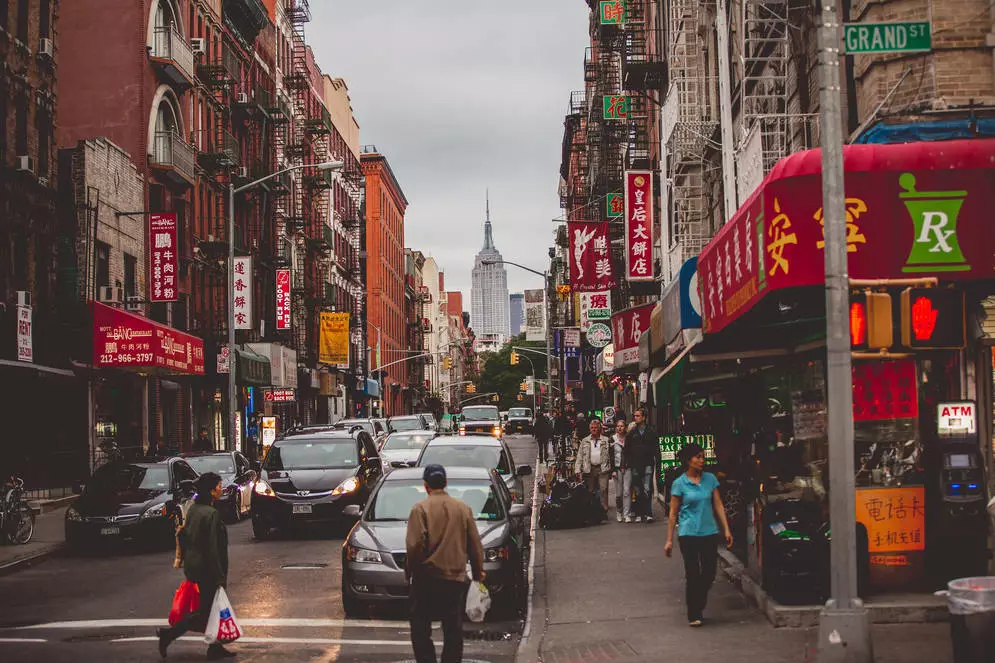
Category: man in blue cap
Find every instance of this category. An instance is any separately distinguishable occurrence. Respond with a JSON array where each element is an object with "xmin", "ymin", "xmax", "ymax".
[{"xmin": 406, "ymin": 464, "xmax": 485, "ymax": 663}]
